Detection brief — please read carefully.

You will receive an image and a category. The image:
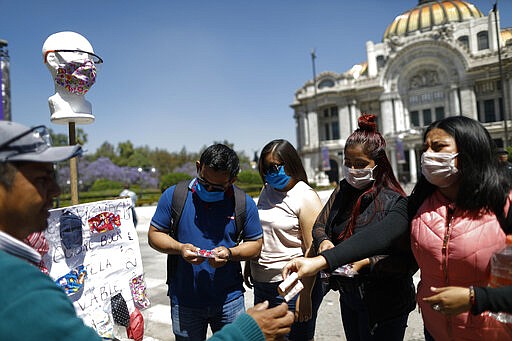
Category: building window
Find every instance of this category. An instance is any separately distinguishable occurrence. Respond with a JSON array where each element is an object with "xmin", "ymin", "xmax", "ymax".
[
  {"xmin": 318, "ymin": 79, "xmax": 335, "ymax": 89},
  {"xmin": 477, "ymin": 31, "xmax": 489, "ymax": 50},
  {"xmin": 423, "ymin": 109, "xmax": 432, "ymax": 126},
  {"xmin": 435, "ymin": 107, "xmax": 444, "ymax": 121},
  {"xmin": 411, "ymin": 111, "xmax": 420, "ymax": 127},
  {"xmin": 484, "ymin": 99, "xmax": 495, "ymax": 122},
  {"xmin": 410, "ymin": 107, "xmax": 444, "ymax": 127},
  {"xmin": 458, "ymin": 35, "xmax": 469, "ymax": 49},
  {"xmin": 331, "ymin": 122, "xmax": 340, "ymax": 140},
  {"xmin": 376, "ymin": 55, "xmax": 386, "ymax": 69},
  {"xmin": 319, "ymin": 106, "xmax": 340, "ymax": 141},
  {"xmin": 331, "ymin": 106, "xmax": 338, "ymax": 118},
  {"xmin": 499, "ymin": 98, "xmax": 504, "ymax": 121}
]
